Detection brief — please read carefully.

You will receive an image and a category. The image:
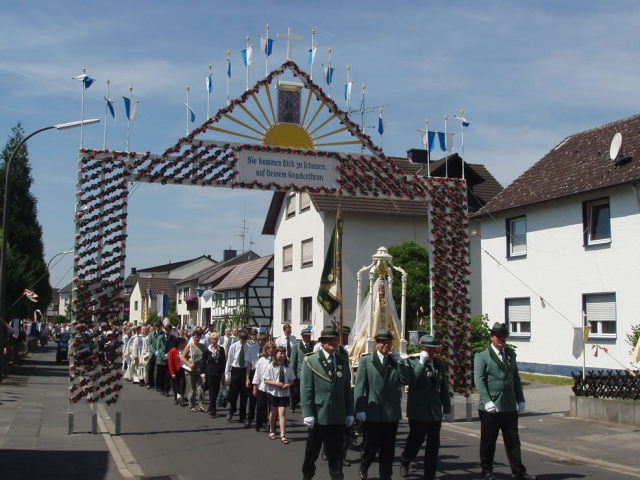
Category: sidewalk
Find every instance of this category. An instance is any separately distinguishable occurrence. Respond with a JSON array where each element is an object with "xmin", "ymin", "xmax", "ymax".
[
  {"xmin": 447, "ymin": 379, "xmax": 640, "ymax": 477},
  {"xmin": 0, "ymin": 345, "xmax": 124, "ymax": 480}
]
